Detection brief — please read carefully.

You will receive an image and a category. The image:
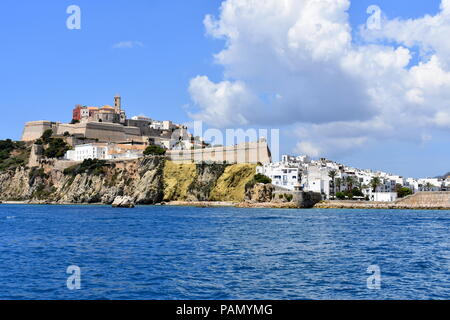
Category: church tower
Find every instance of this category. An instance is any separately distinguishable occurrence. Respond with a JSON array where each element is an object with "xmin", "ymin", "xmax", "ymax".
[{"xmin": 114, "ymin": 94, "xmax": 121, "ymax": 112}]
